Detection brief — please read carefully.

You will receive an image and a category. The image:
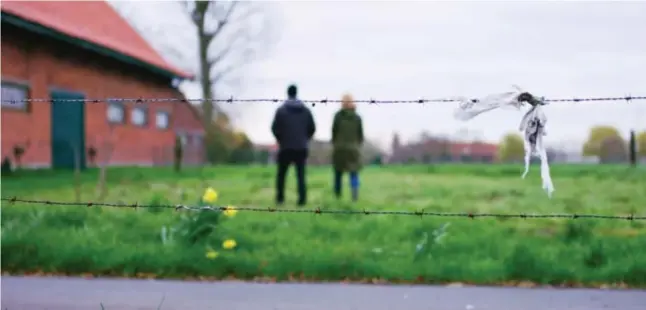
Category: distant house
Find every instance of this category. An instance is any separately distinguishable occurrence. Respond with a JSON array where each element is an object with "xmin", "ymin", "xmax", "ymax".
[
  {"xmin": 390, "ymin": 135, "xmax": 498, "ymax": 164},
  {"xmin": 1, "ymin": 1, "xmax": 196, "ymax": 169},
  {"xmin": 448, "ymin": 142, "xmax": 498, "ymax": 163}
]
